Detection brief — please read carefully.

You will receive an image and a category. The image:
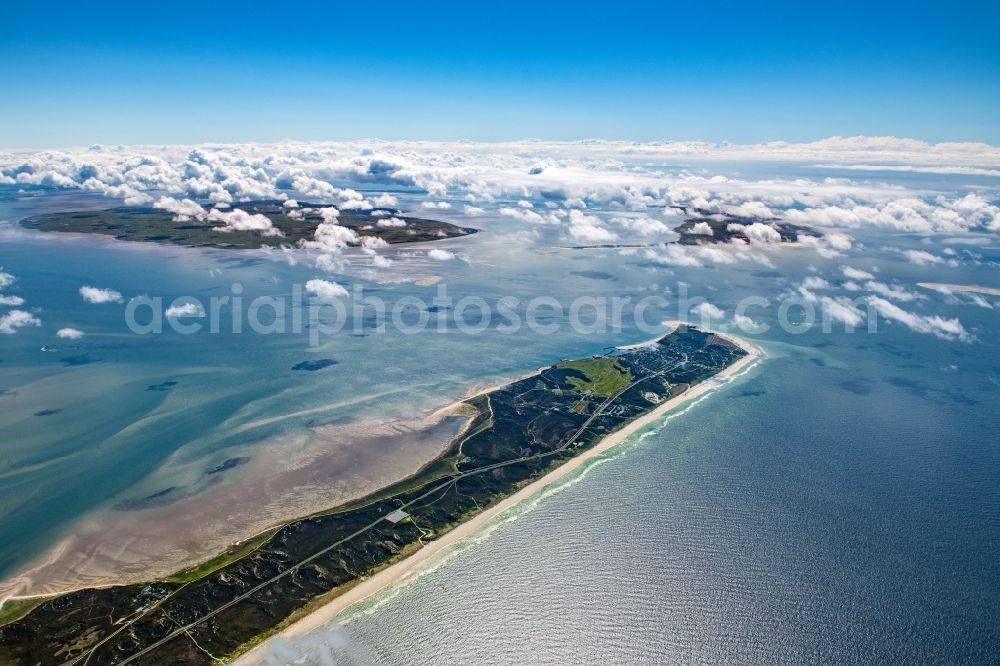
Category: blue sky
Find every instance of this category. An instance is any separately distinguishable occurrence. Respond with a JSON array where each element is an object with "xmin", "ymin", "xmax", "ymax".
[{"xmin": 2, "ymin": 0, "xmax": 999, "ymax": 148}]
